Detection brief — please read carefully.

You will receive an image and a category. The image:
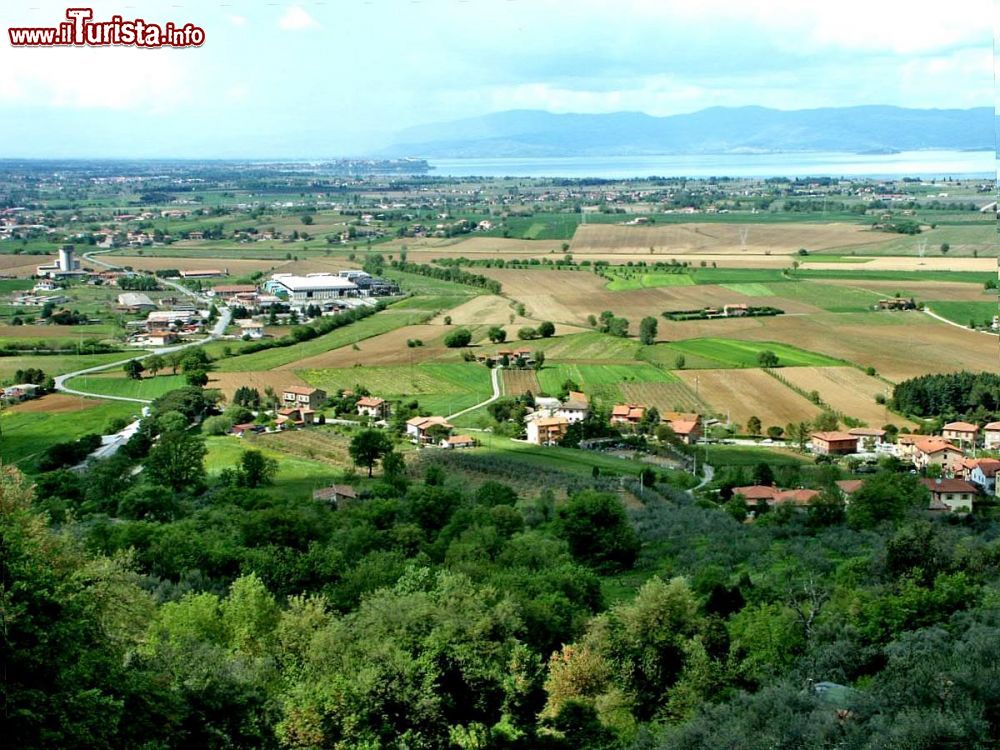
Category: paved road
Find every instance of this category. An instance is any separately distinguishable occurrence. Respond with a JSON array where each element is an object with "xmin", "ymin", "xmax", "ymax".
[
  {"xmin": 924, "ymin": 307, "xmax": 998, "ymax": 337},
  {"xmin": 54, "ymin": 307, "xmax": 232, "ymax": 404},
  {"xmin": 446, "ymin": 366, "xmax": 501, "ymax": 421}
]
